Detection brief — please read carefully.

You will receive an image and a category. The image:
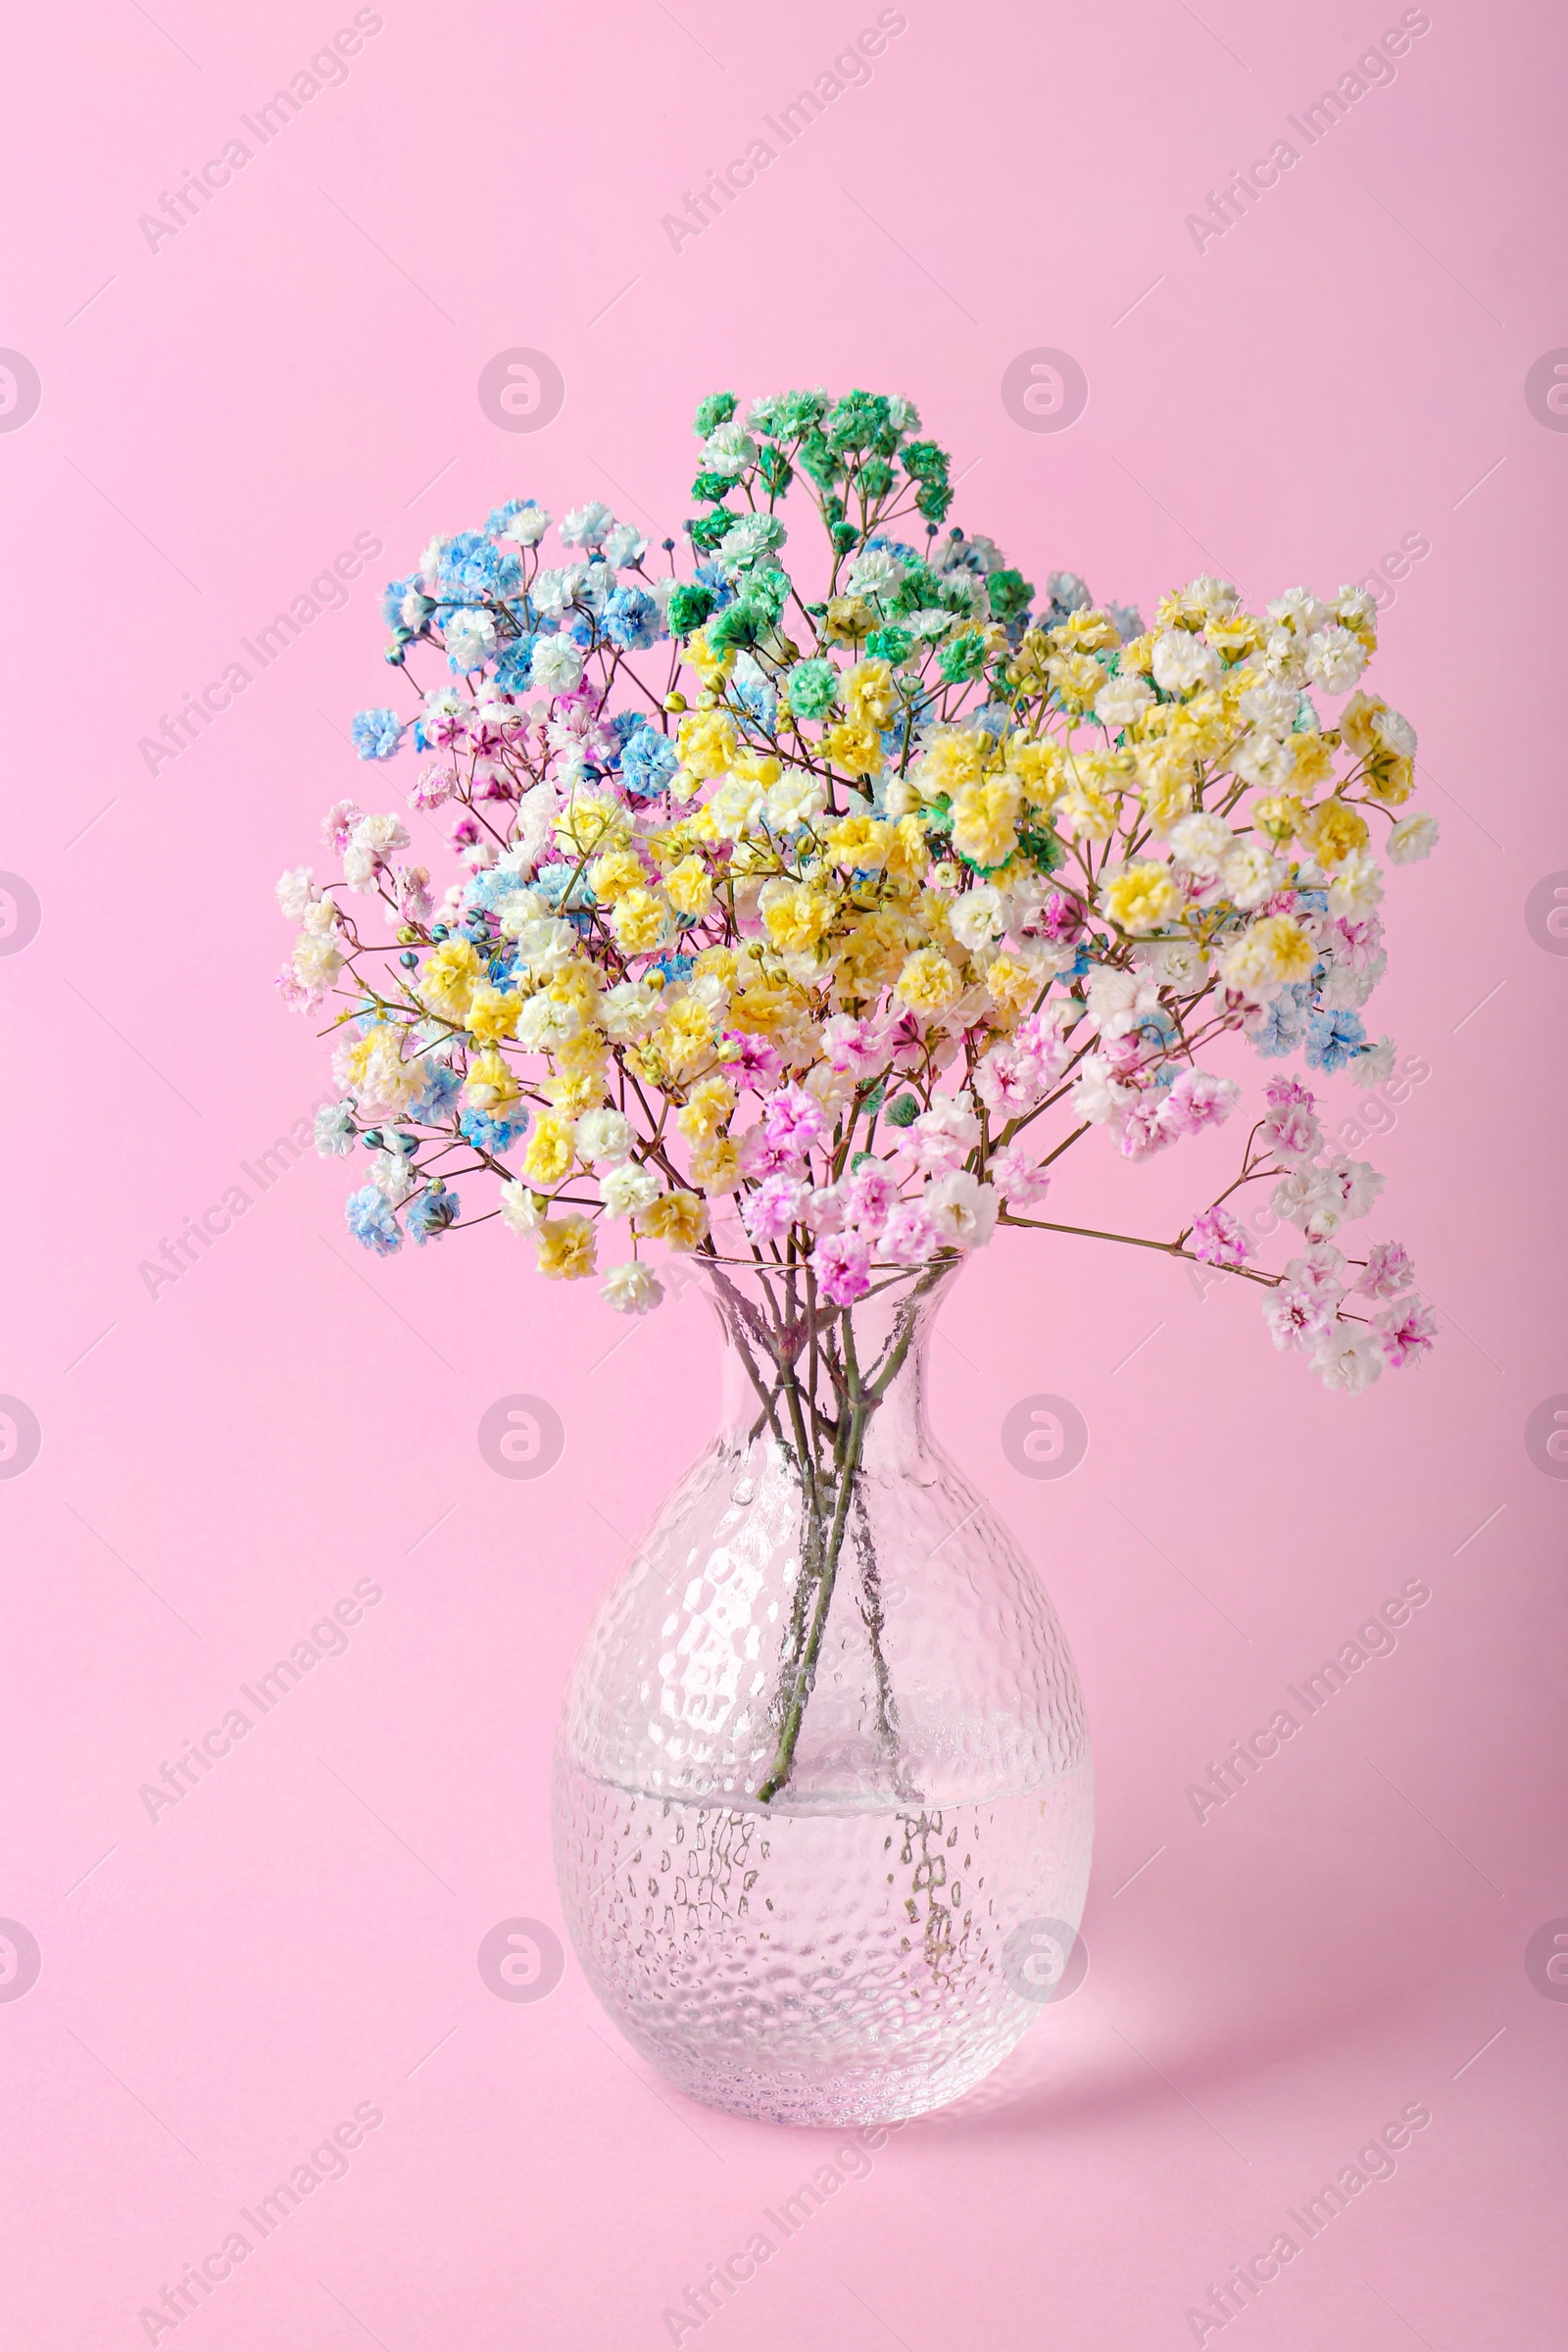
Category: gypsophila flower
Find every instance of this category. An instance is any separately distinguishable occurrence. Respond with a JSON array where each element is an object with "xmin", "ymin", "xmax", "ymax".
[{"xmin": 351, "ymin": 710, "xmax": 404, "ymax": 760}]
